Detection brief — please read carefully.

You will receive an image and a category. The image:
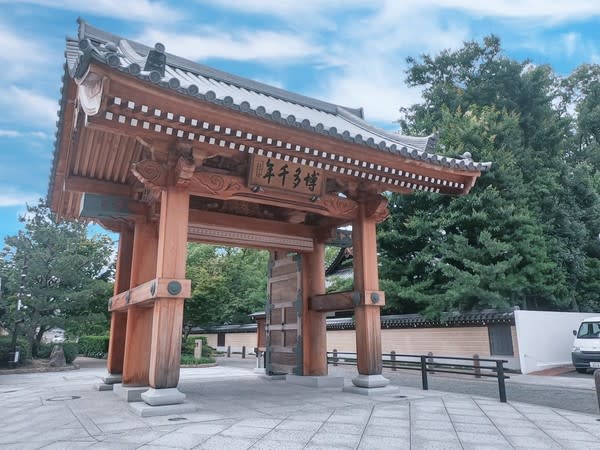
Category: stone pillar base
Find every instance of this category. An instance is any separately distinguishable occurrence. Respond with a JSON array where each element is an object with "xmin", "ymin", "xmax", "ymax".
[
  {"xmin": 102, "ymin": 373, "xmax": 122, "ymax": 384},
  {"xmin": 113, "ymin": 383, "xmax": 149, "ymax": 402},
  {"xmin": 351, "ymin": 374, "xmax": 389, "ymax": 388},
  {"xmin": 141, "ymin": 388, "xmax": 185, "ymax": 406},
  {"xmin": 286, "ymin": 374, "xmax": 344, "ymax": 388},
  {"xmin": 129, "ymin": 401, "xmax": 197, "ymax": 417}
]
